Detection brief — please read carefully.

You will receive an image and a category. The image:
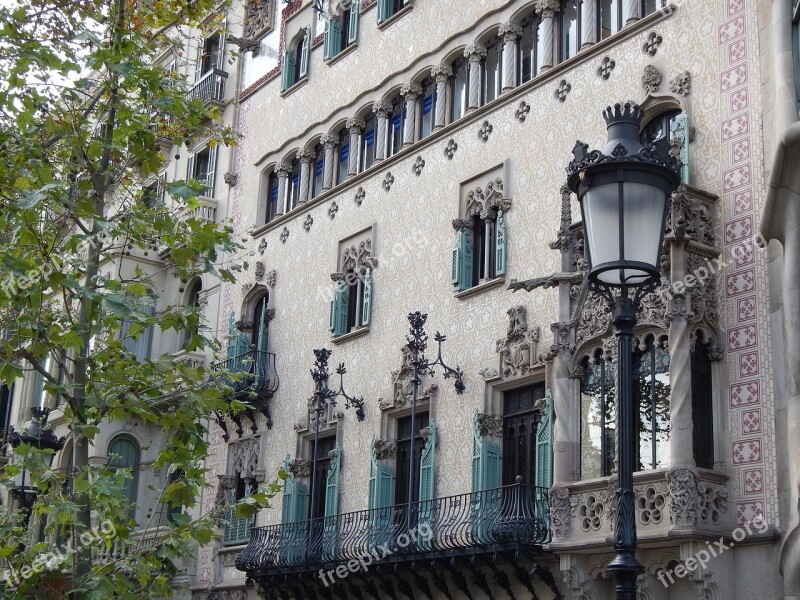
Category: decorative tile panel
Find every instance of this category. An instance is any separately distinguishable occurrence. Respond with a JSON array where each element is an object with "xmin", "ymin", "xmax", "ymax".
[
  {"xmin": 738, "ymin": 351, "xmax": 759, "ymax": 377},
  {"xmin": 741, "ymin": 409, "xmax": 761, "ymax": 435},
  {"xmin": 730, "ymin": 380, "xmax": 760, "ymax": 407},
  {"xmin": 724, "ymin": 215, "xmax": 753, "ymax": 244},
  {"xmin": 730, "ymin": 88, "xmax": 748, "ymax": 113},
  {"xmin": 743, "ymin": 469, "xmax": 763, "ymax": 495},
  {"xmin": 723, "ymin": 163, "xmax": 751, "ymax": 191},
  {"xmin": 736, "ymin": 296, "xmax": 757, "ymax": 321},
  {"xmin": 721, "ymin": 113, "xmax": 749, "ymax": 141},
  {"xmin": 718, "ymin": 16, "xmax": 745, "ymax": 44},
  {"xmin": 720, "ymin": 64, "xmax": 747, "ymax": 91},
  {"xmin": 733, "ymin": 189, "xmax": 752, "ymax": 214},
  {"xmin": 726, "ymin": 268, "xmax": 756, "ymax": 296},
  {"xmin": 732, "ymin": 439, "xmax": 762, "ymax": 464}
]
